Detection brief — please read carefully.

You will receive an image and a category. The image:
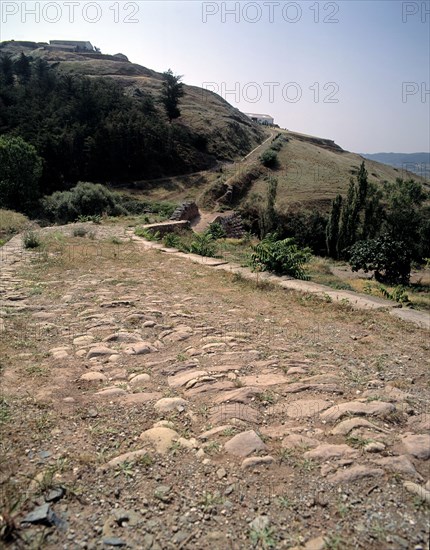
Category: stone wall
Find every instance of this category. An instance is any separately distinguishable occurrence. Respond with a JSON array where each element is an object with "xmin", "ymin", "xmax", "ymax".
[
  {"xmin": 143, "ymin": 221, "xmax": 190, "ymax": 236},
  {"xmin": 170, "ymin": 202, "xmax": 199, "ymax": 222}
]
